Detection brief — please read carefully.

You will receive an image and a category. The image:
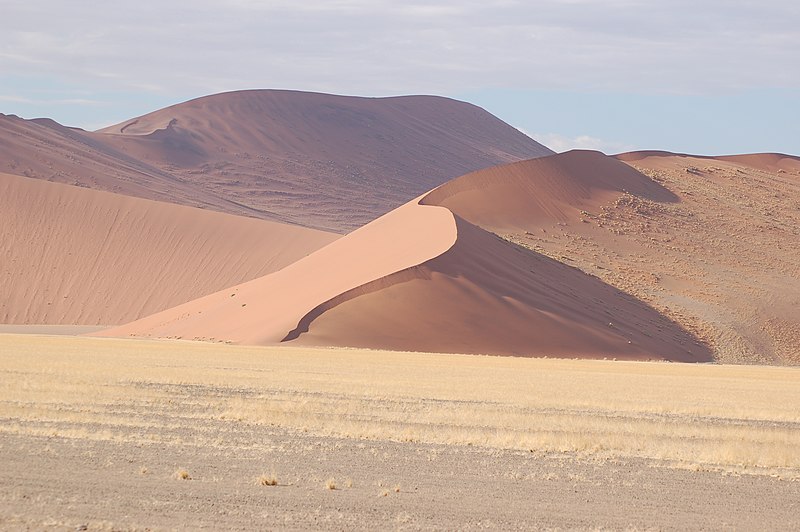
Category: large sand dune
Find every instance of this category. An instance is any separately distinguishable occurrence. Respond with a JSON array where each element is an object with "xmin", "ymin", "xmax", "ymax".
[
  {"xmin": 2, "ymin": 90, "xmax": 552, "ymax": 233},
  {"xmin": 0, "ymin": 114, "xmax": 257, "ymax": 216},
  {"xmin": 495, "ymin": 150, "xmax": 800, "ymax": 364},
  {"xmin": 101, "ymin": 151, "xmax": 710, "ymax": 361},
  {"xmin": 98, "ymin": 90, "xmax": 552, "ymax": 231},
  {"xmin": 0, "ymin": 173, "xmax": 337, "ymax": 325},
  {"xmin": 421, "ymin": 149, "xmax": 678, "ymax": 231}
]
